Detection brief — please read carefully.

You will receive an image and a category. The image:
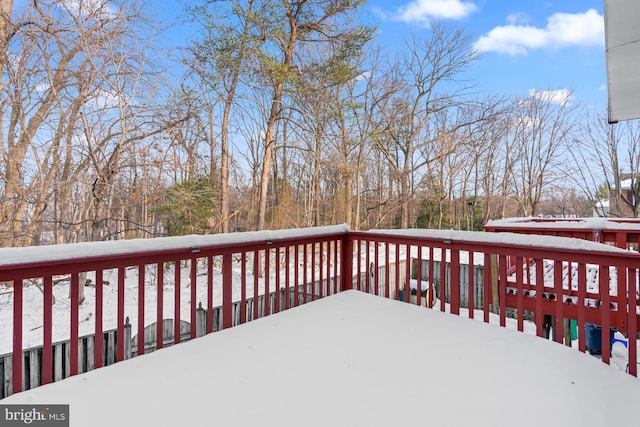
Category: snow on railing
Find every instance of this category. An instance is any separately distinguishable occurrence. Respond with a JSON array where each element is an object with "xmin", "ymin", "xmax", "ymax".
[
  {"xmin": 1, "ymin": 225, "xmax": 639, "ymax": 399},
  {"xmin": 485, "ymin": 217, "xmax": 640, "ymax": 249}
]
